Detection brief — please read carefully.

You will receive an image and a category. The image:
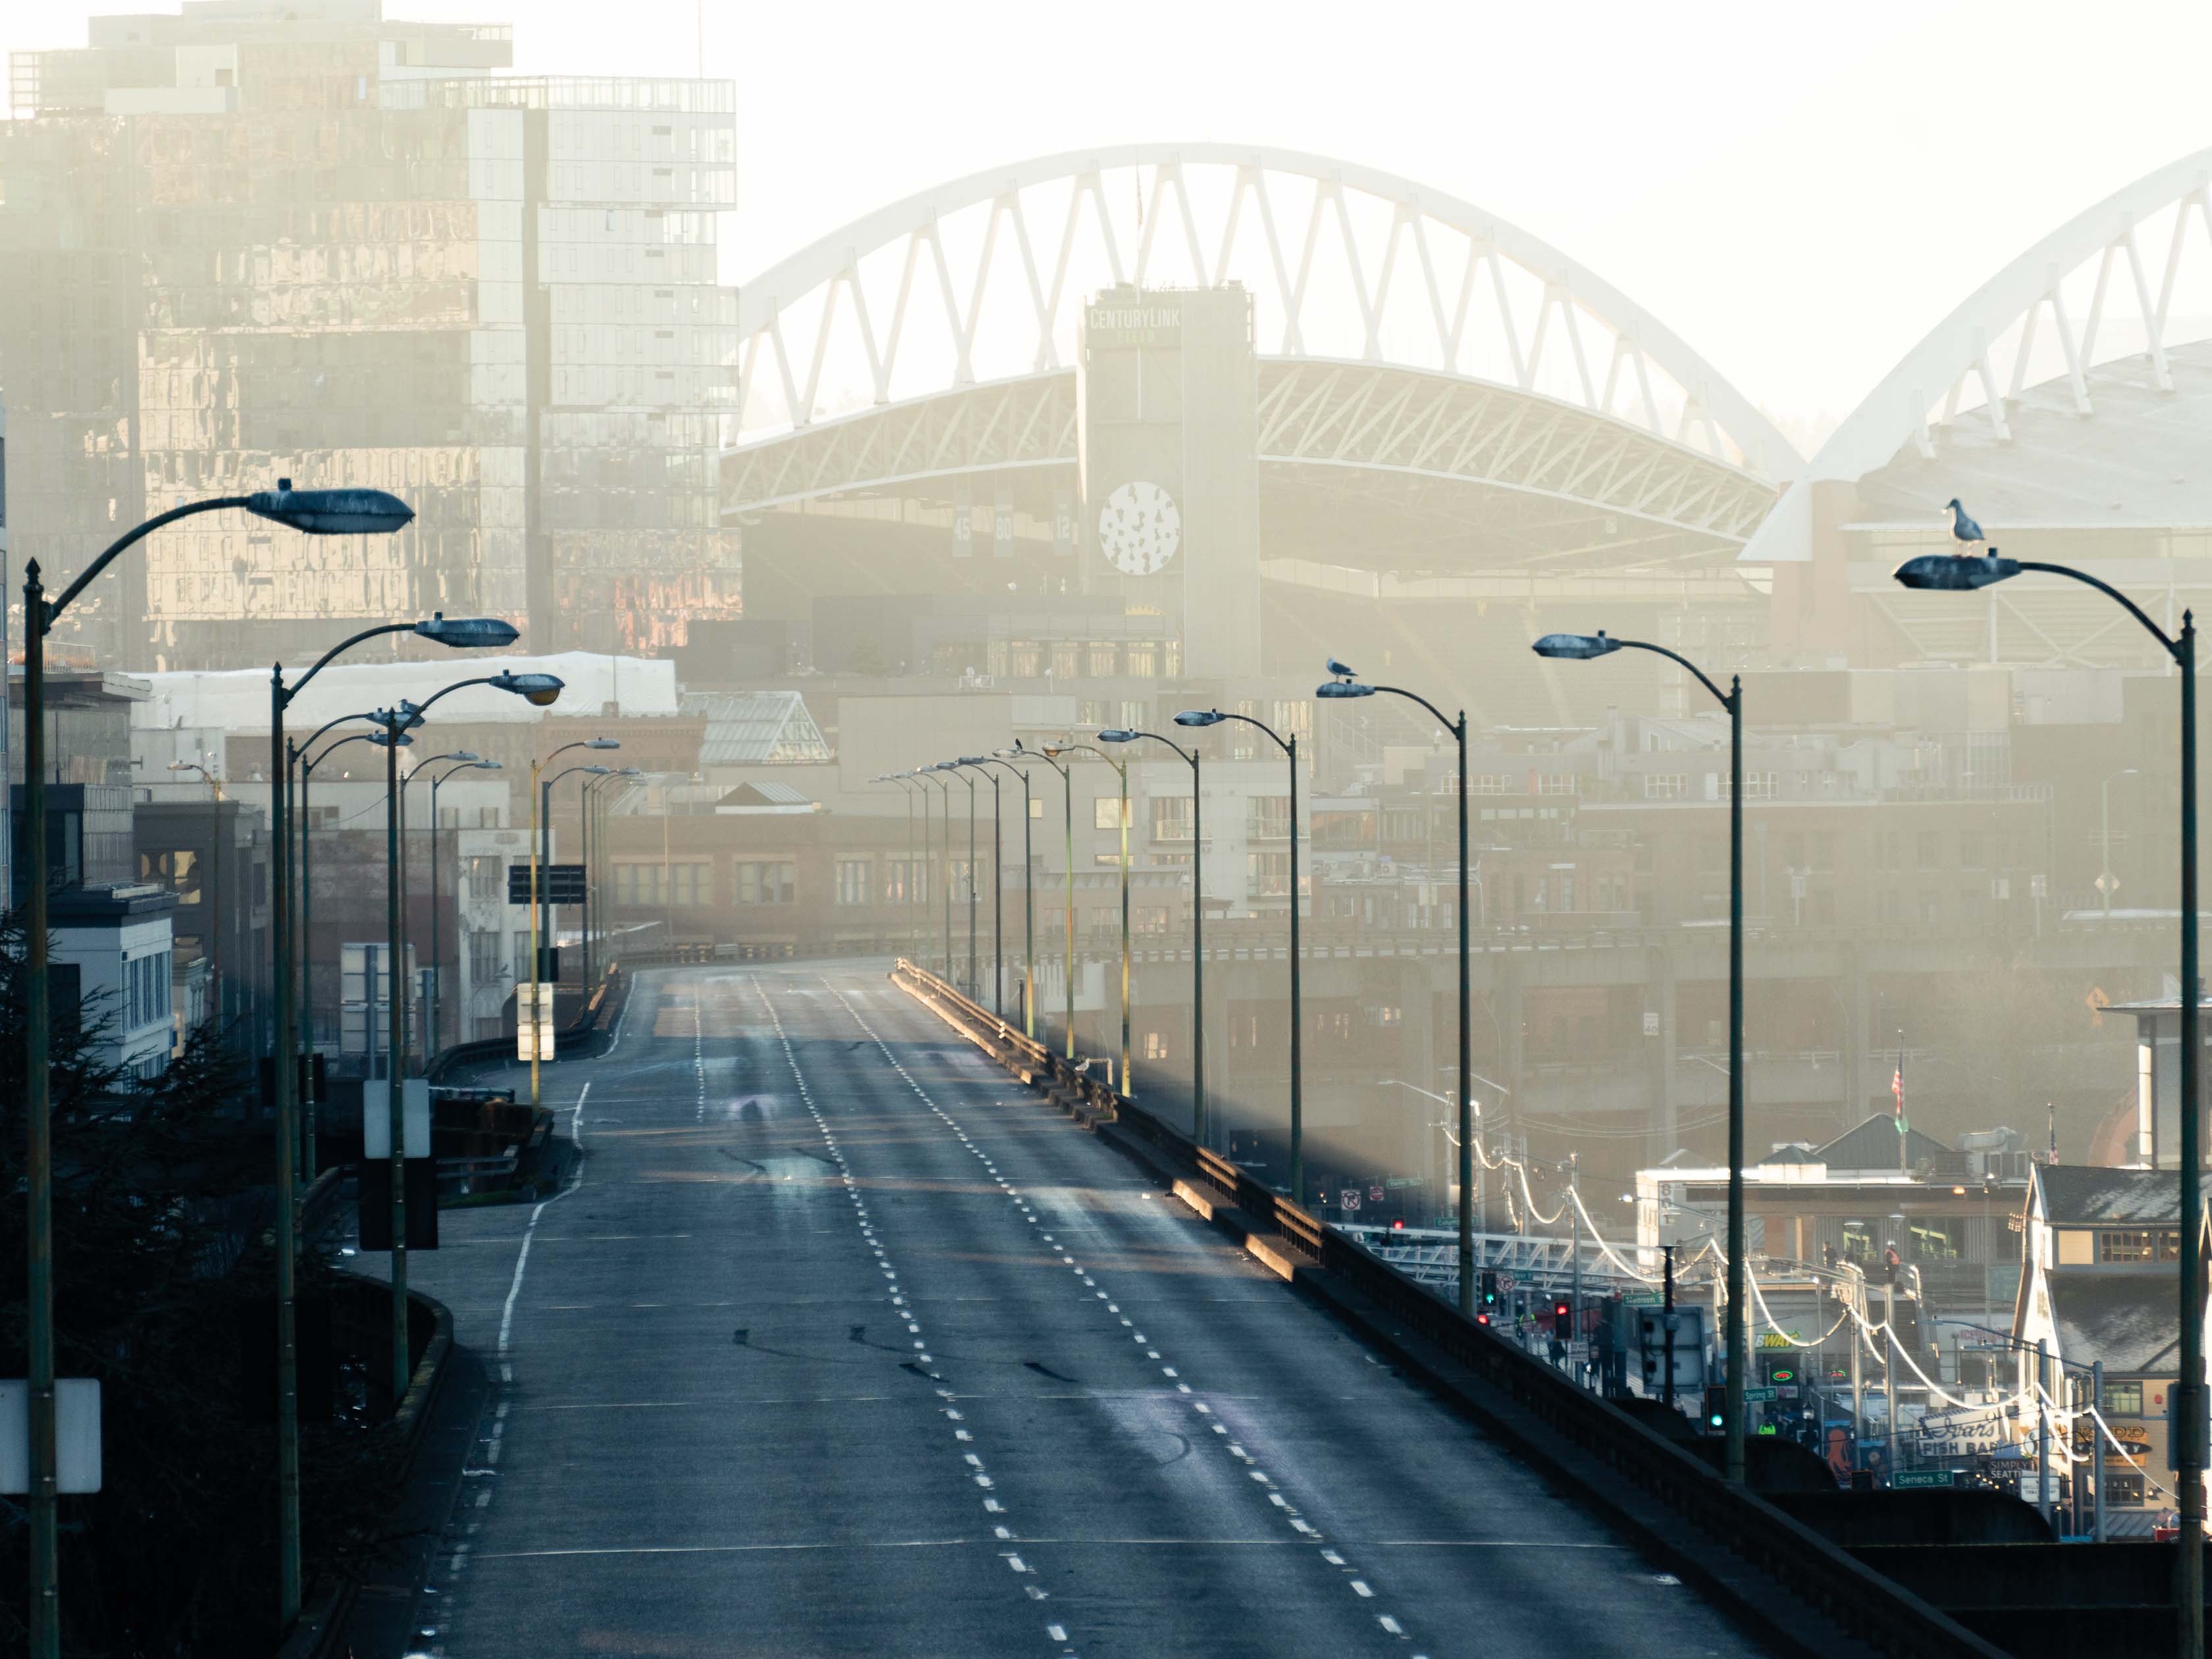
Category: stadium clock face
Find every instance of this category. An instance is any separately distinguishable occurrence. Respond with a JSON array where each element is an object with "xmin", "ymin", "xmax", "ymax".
[{"xmin": 1095, "ymin": 480, "xmax": 1182, "ymax": 575}]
